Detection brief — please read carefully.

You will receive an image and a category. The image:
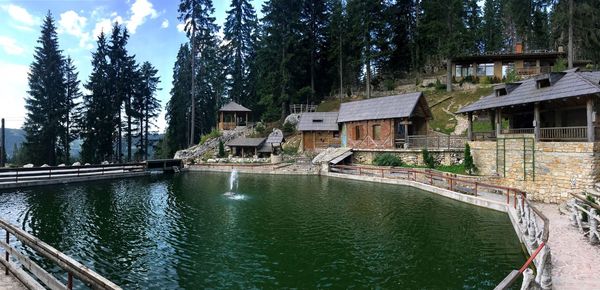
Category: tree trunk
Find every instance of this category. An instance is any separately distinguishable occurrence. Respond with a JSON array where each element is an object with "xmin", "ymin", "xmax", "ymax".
[
  {"xmin": 190, "ymin": 27, "xmax": 196, "ymax": 146},
  {"xmin": 127, "ymin": 102, "xmax": 132, "ymax": 162},
  {"xmin": 118, "ymin": 109, "xmax": 122, "ymax": 163}
]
